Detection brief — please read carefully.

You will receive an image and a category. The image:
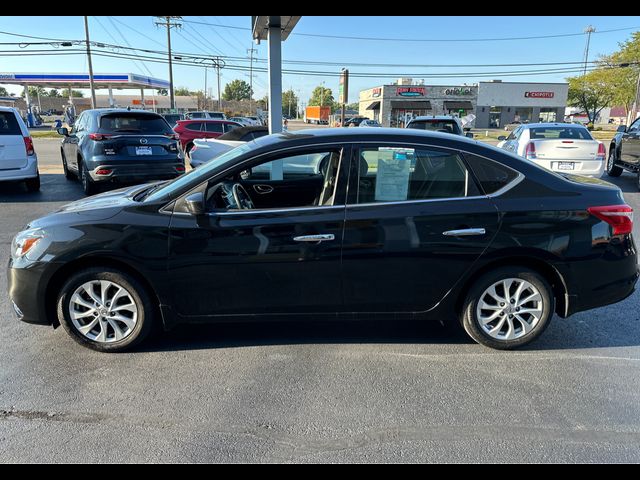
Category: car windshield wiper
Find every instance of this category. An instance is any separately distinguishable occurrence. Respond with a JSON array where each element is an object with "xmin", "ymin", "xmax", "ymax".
[{"xmin": 134, "ymin": 182, "xmax": 167, "ymax": 201}]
